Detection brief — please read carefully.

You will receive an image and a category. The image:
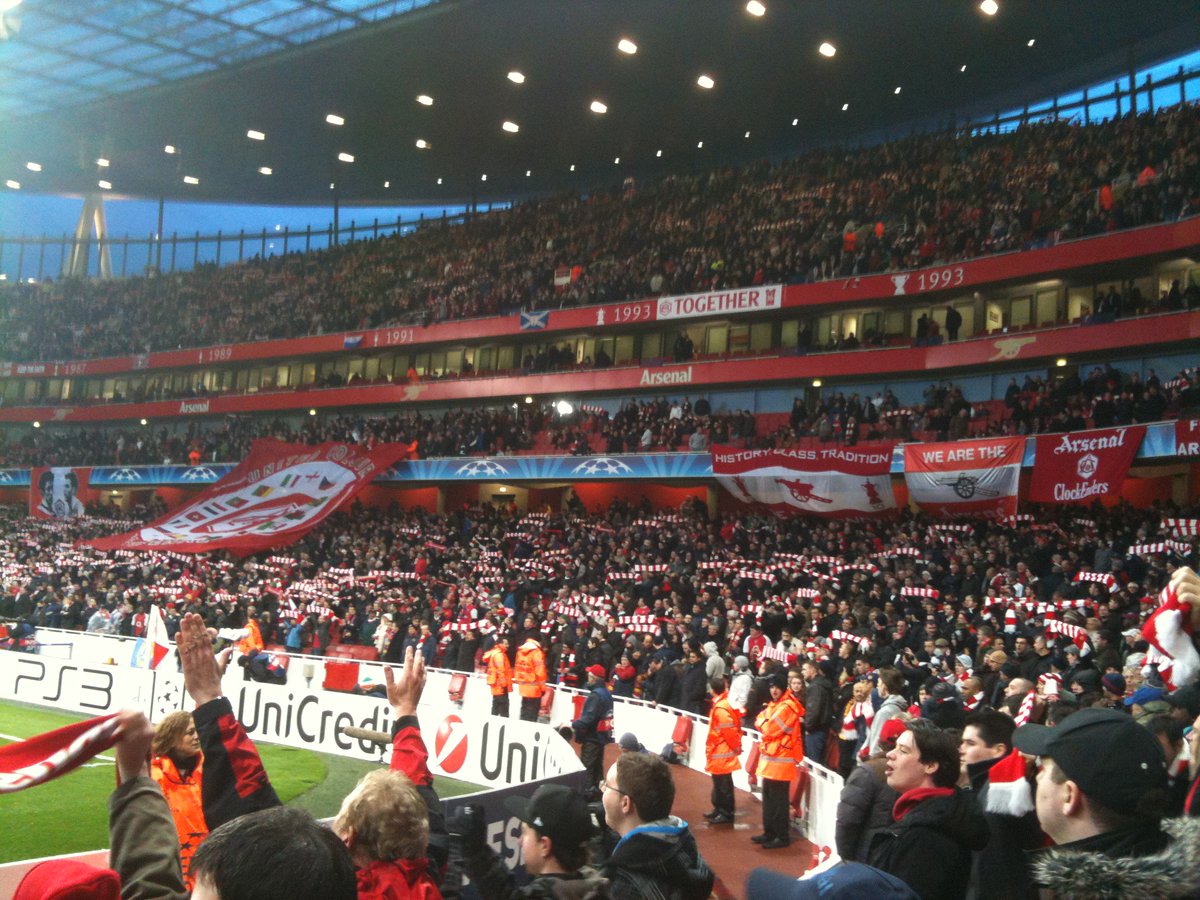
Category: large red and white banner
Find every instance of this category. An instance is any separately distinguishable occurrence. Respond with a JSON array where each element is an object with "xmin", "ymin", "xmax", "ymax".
[
  {"xmin": 29, "ymin": 466, "xmax": 89, "ymax": 519},
  {"xmin": 713, "ymin": 445, "xmax": 896, "ymax": 518},
  {"xmin": 655, "ymin": 284, "xmax": 782, "ymax": 321},
  {"xmin": 87, "ymin": 439, "xmax": 409, "ymax": 555},
  {"xmin": 1177, "ymin": 419, "xmax": 1200, "ymax": 456},
  {"xmin": 904, "ymin": 437, "xmax": 1024, "ymax": 519},
  {"xmin": 1028, "ymin": 425, "xmax": 1146, "ymax": 504}
]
